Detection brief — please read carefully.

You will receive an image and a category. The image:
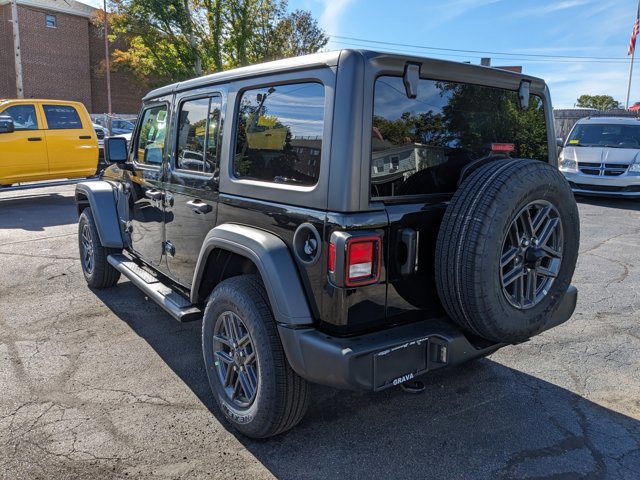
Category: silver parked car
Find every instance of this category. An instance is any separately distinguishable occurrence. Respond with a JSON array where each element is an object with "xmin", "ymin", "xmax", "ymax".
[{"xmin": 559, "ymin": 116, "xmax": 640, "ymax": 197}]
